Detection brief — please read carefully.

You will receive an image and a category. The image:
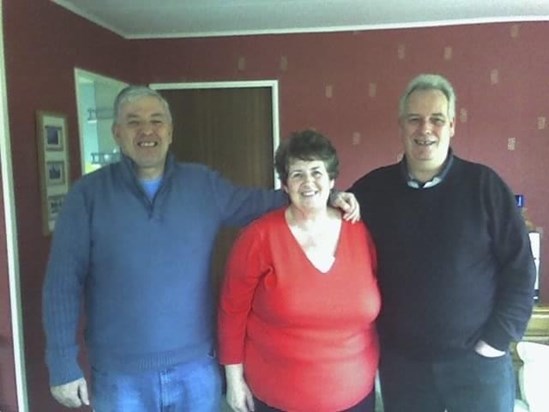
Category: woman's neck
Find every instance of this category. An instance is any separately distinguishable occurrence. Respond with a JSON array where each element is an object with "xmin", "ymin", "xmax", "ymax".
[
  {"xmin": 286, "ymin": 206, "xmax": 336, "ymax": 228},
  {"xmin": 285, "ymin": 205, "xmax": 342, "ymax": 273}
]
